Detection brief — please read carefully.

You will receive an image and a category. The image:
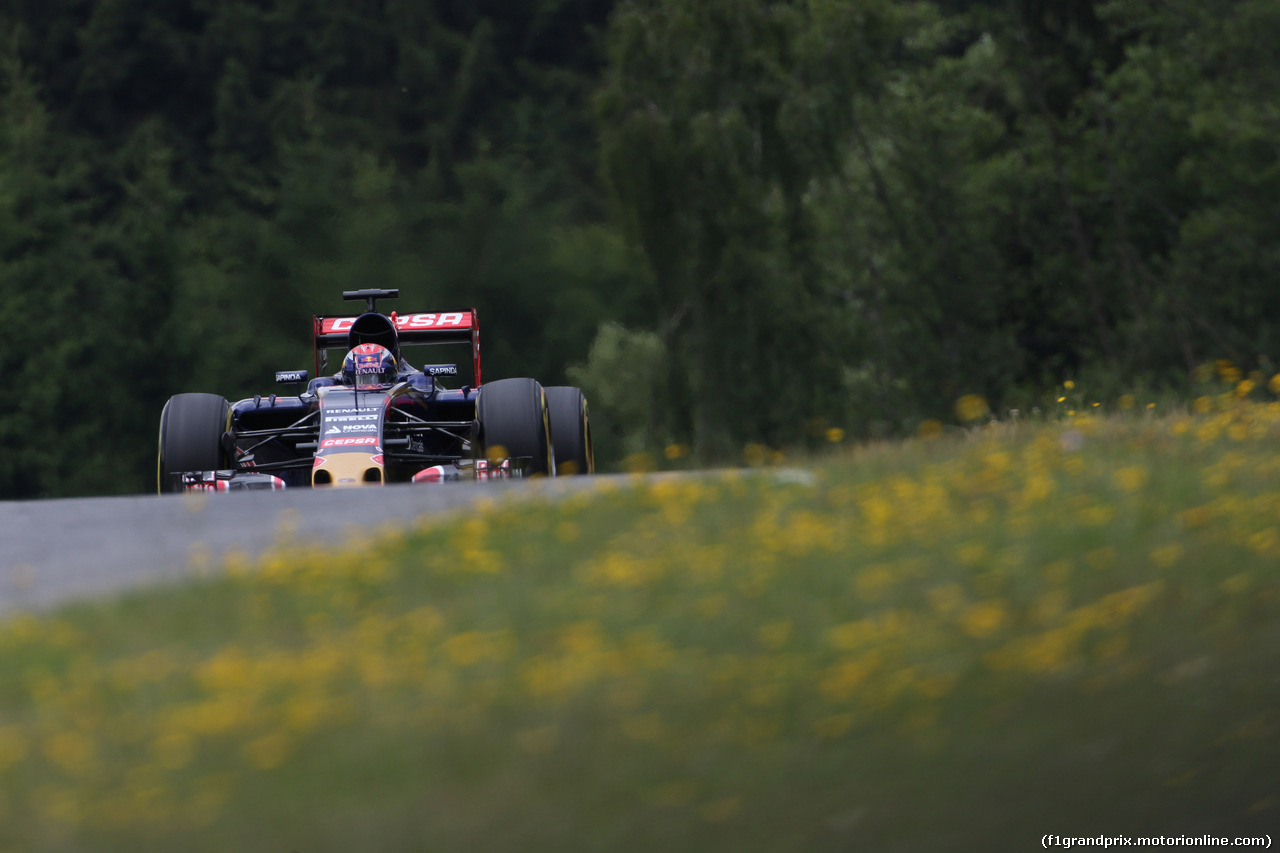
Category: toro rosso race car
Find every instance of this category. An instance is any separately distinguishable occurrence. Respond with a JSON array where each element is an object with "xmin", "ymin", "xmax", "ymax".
[{"xmin": 157, "ymin": 289, "xmax": 593, "ymax": 492}]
